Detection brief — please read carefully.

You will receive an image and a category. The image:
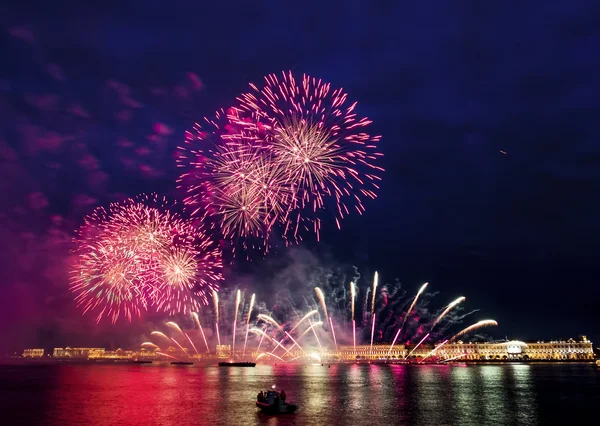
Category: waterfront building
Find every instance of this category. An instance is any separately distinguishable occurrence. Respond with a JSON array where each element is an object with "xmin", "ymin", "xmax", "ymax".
[
  {"xmin": 332, "ymin": 338, "xmax": 594, "ymax": 361},
  {"xmin": 22, "ymin": 348, "xmax": 44, "ymax": 358},
  {"xmin": 216, "ymin": 345, "xmax": 232, "ymax": 358},
  {"xmin": 28, "ymin": 337, "xmax": 594, "ymax": 363},
  {"xmin": 52, "ymin": 347, "xmax": 105, "ymax": 359}
]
